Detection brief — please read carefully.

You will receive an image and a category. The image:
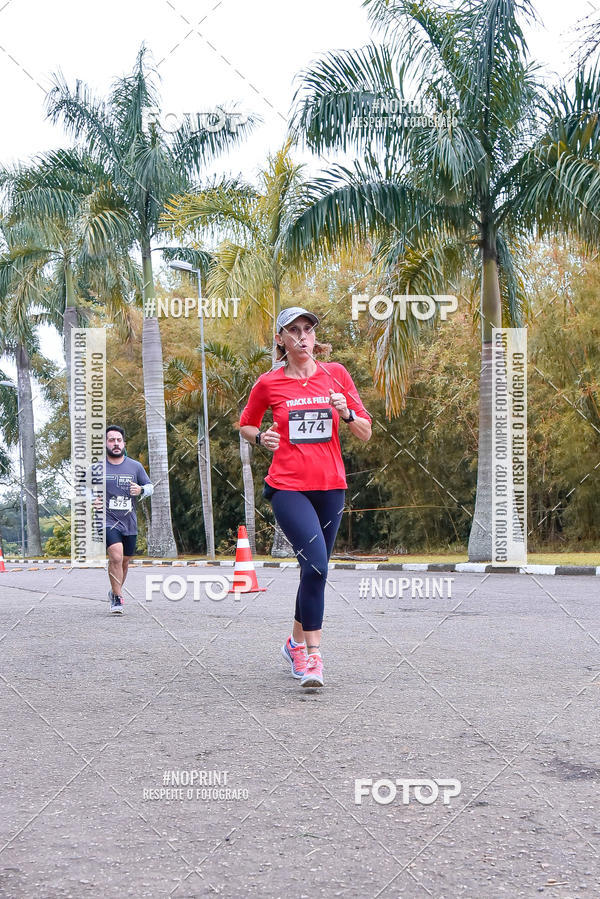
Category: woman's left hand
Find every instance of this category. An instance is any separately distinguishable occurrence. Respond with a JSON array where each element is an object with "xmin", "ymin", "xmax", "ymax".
[{"xmin": 329, "ymin": 389, "xmax": 349, "ymax": 419}]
